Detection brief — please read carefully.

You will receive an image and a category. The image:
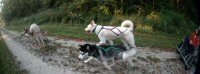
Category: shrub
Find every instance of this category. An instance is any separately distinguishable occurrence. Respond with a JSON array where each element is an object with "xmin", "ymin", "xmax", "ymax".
[{"xmin": 146, "ymin": 10, "xmax": 197, "ymax": 35}]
